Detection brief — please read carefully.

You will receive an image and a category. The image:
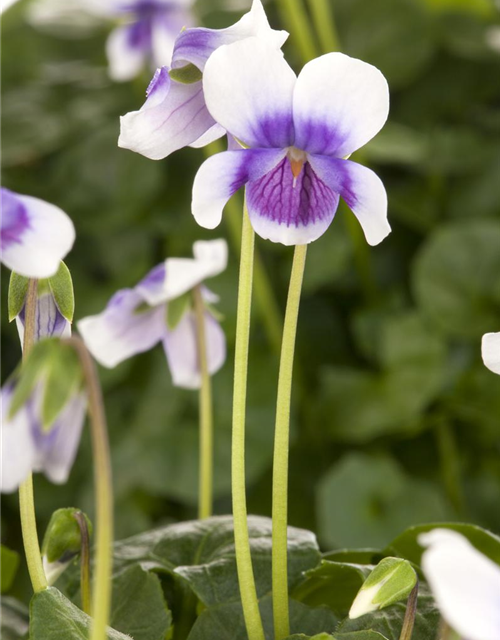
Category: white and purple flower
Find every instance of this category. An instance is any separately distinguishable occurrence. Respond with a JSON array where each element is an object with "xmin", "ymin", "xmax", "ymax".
[
  {"xmin": 15, "ymin": 291, "xmax": 71, "ymax": 347},
  {"xmin": 105, "ymin": 0, "xmax": 195, "ymax": 82},
  {"xmin": 419, "ymin": 529, "xmax": 500, "ymax": 640},
  {"xmin": 78, "ymin": 239, "xmax": 227, "ymax": 389},
  {"xmin": 1, "ymin": 188, "xmax": 75, "ymax": 279},
  {"xmin": 118, "ymin": 0, "xmax": 288, "ymax": 159},
  {"xmin": 191, "ymin": 38, "xmax": 390, "ymax": 246},
  {"xmin": 482, "ymin": 332, "xmax": 500, "ymax": 375},
  {"xmin": 1, "ymin": 382, "xmax": 86, "ymax": 493}
]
